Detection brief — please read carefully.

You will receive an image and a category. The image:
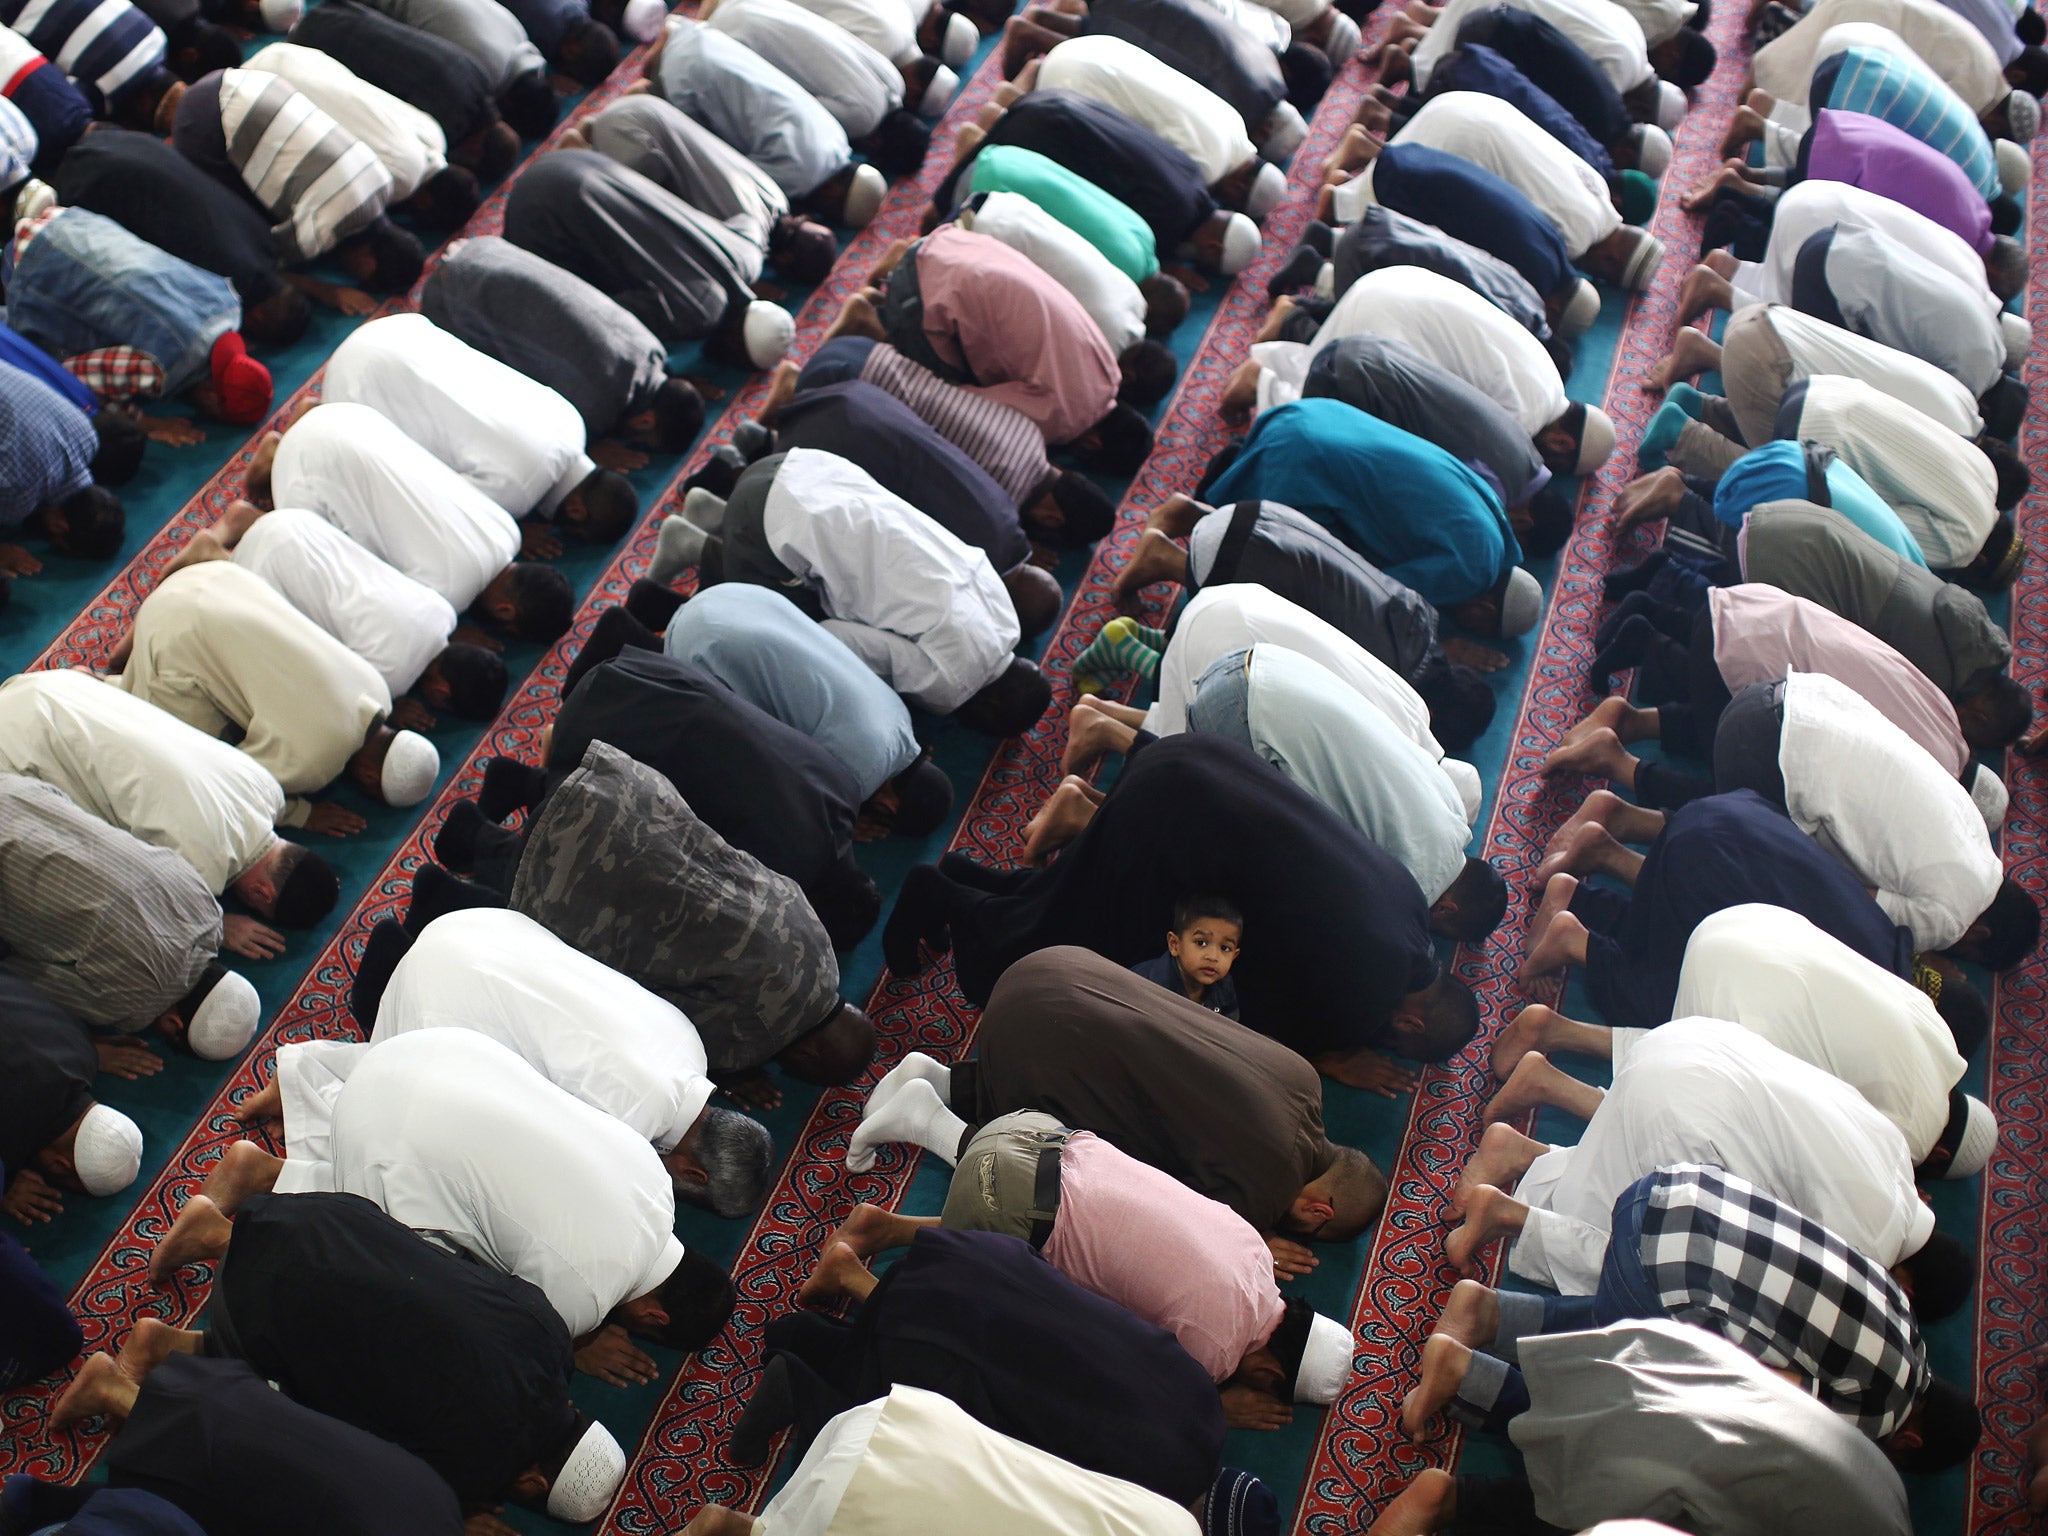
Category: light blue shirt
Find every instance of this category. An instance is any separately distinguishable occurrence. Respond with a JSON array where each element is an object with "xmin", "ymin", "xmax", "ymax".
[
  {"xmin": 655, "ymin": 18, "xmax": 850, "ymax": 198},
  {"xmin": 664, "ymin": 582, "xmax": 920, "ymax": 801}
]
